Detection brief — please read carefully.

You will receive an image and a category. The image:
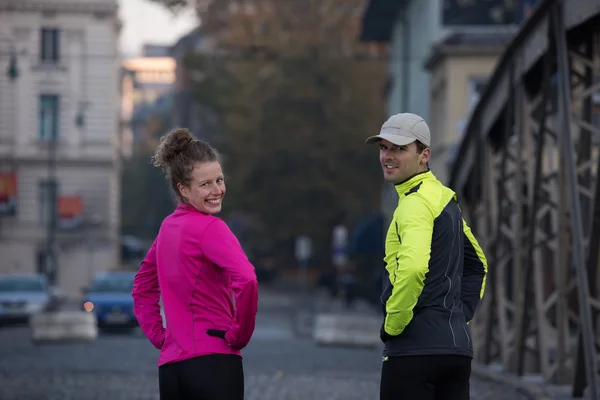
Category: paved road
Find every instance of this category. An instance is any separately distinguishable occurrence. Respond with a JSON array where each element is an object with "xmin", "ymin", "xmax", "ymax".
[{"xmin": 0, "ymin": 293, "xmax": 530, "ymax": 400}]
